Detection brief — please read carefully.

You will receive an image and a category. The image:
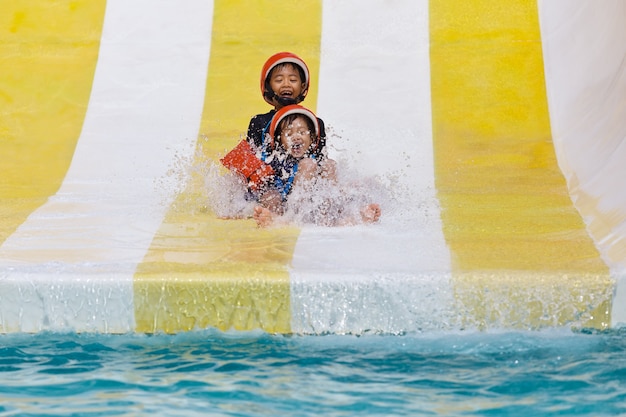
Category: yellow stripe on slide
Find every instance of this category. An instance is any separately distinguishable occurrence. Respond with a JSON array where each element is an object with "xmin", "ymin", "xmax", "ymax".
[
  {"xmin": 133, "ymin": 0, "xmax": 322, "ymax": 333},
  {"xmin": 0, "ymin": 1, "xmax": 105, "ymax": 245},
  {"xmin": 429, "ymin": 1, "xmax": 613, "ymax": 329}
]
